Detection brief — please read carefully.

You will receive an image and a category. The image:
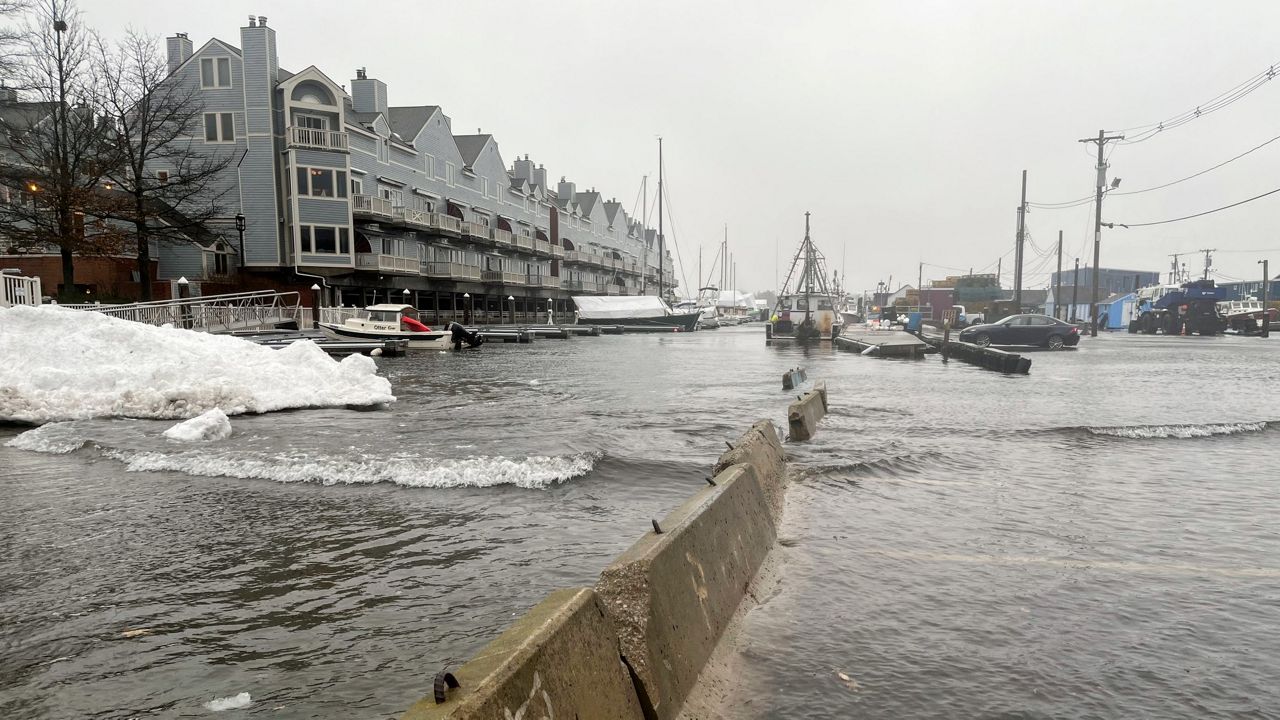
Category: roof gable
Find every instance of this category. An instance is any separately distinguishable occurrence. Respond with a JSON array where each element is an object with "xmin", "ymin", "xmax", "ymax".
[{"xmin": 453, "ymin": 134, "xmax": 491, "ymax": 168}]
